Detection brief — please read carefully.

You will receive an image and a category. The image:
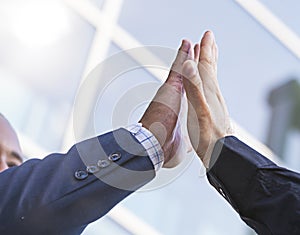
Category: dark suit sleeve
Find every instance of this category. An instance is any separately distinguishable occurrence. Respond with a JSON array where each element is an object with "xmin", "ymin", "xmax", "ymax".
[
  {"xmin": 207, "ymin": 136, "xmax": 300, "ymax": 235},
  {"xmin": 0, "ymin": 128, "xmax": 155, "ymax": 235}
]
